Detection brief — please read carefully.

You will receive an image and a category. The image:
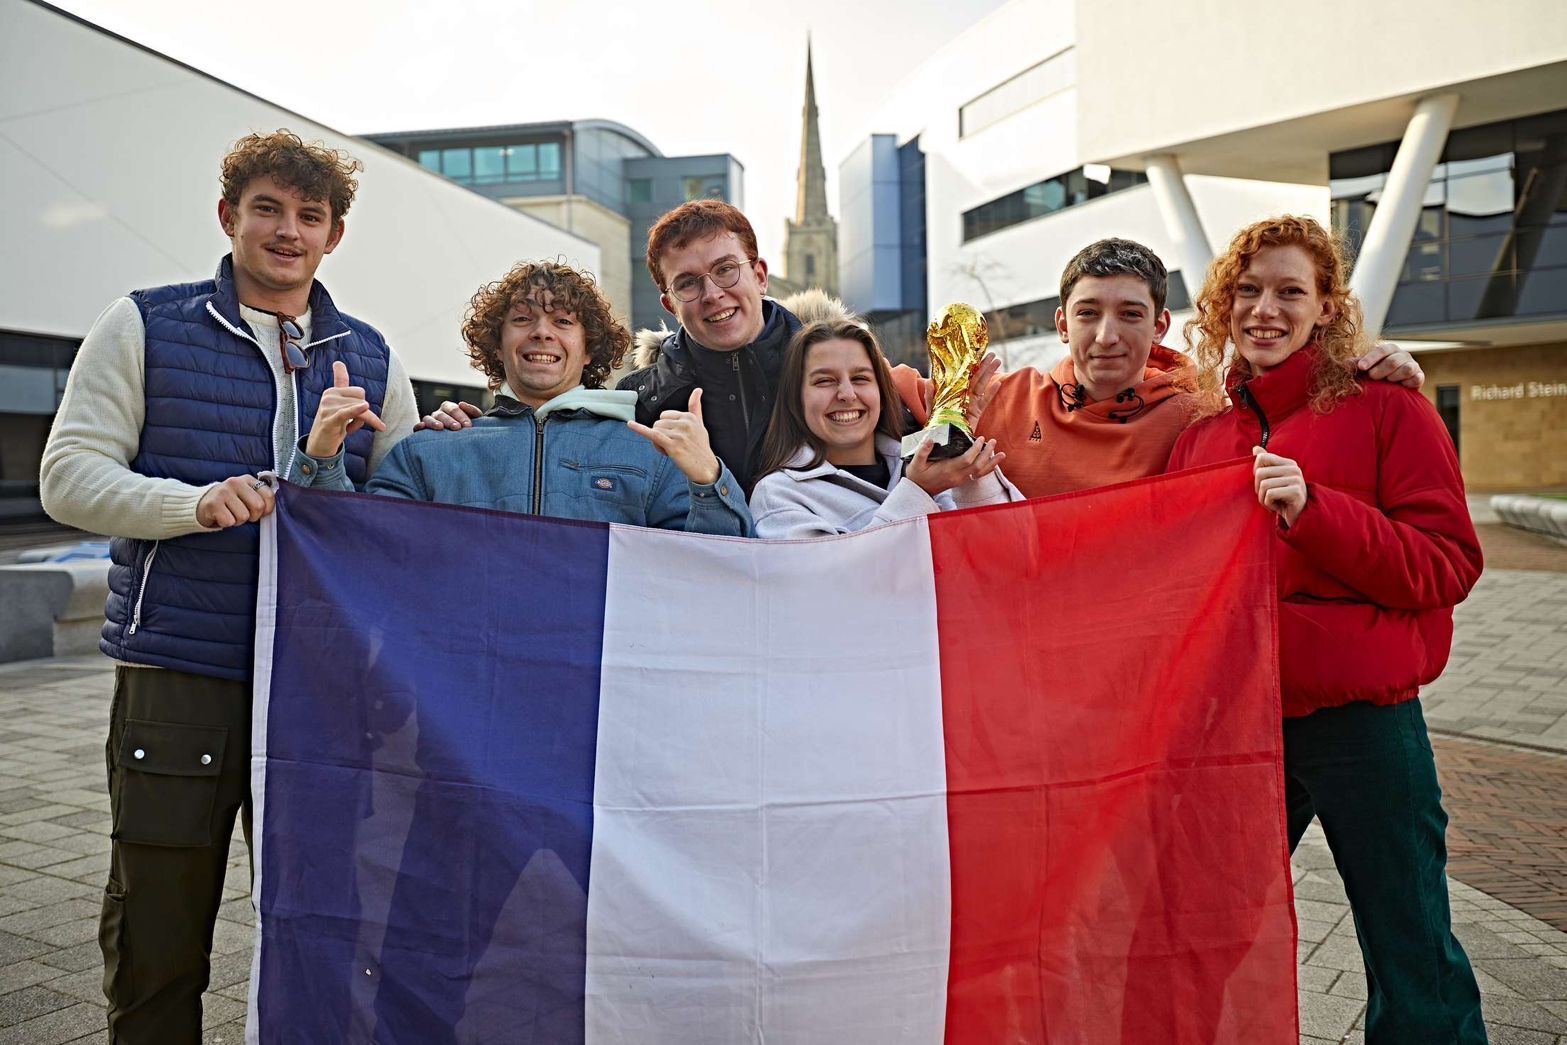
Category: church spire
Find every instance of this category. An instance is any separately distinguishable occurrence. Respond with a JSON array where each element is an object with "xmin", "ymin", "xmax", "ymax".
[
  {"xmin": 783, "ymin": 33, "xmax": 838, "ymax": 296},
  {"xmin": 795, "ymin": 36, "xmax": 829, "ymax": 225}
]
